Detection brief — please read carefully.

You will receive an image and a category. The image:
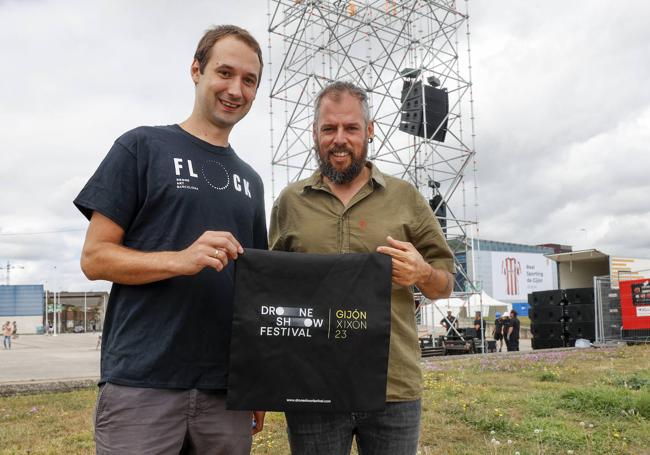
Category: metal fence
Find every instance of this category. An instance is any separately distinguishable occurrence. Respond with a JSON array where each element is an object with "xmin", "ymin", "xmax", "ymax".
[
  {"xmin": 594, "ymin": 274, "xmax": 650, "ymax": 344},
  {"xmin": 594, "ymin": 275, "xmax": 621, "ymax": 343}
]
